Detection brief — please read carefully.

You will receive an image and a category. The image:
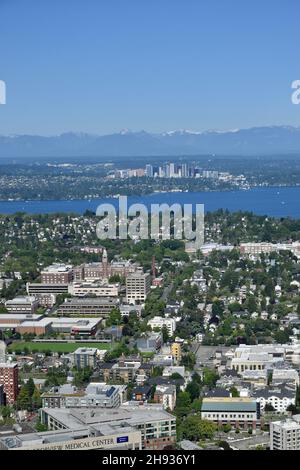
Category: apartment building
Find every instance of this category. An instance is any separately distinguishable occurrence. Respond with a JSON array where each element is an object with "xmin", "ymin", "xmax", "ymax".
[
  {"xmin": 153, "ymin": 384, "xmax": 177, "ymax": 411},
  {"xmin": 0, "ymin": 362, "xmax": 19, "ymax": 405},
  {"xmin": 270, "ymin": 415, "xmax": 300, "ymax": 450},
  {"xmin": 72, "ymin": 347, "xmax": 98, "ymax": 369},
  {"xmin": 148, "ymin": 316, "xmax": 176, "ymax": 337},
  {"xmin": 42, "ymin": 383, "xmax": 126, "ymax": 409}
]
